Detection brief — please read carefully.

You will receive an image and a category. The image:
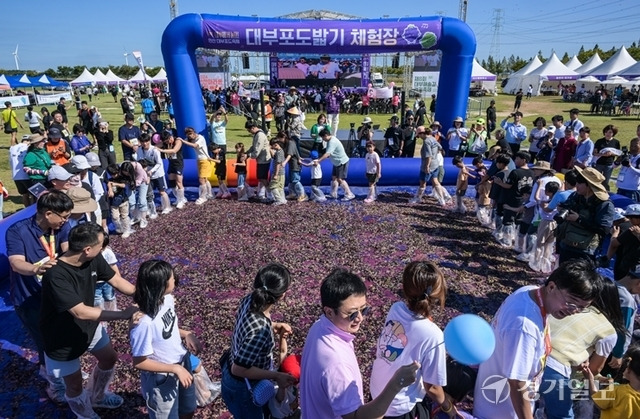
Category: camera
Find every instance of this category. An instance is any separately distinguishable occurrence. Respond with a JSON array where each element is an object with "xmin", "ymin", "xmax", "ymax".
[
  {"xmin": 350, "ymin": 122, "xmax": 355, "ymax": 128},
  {"xmin": 616, "ymin": 146, "xmax": 630, "ymax": 166},
  {"xmin": 554, "ymin": 209, "xmax": 569, "ymax": 223}
]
